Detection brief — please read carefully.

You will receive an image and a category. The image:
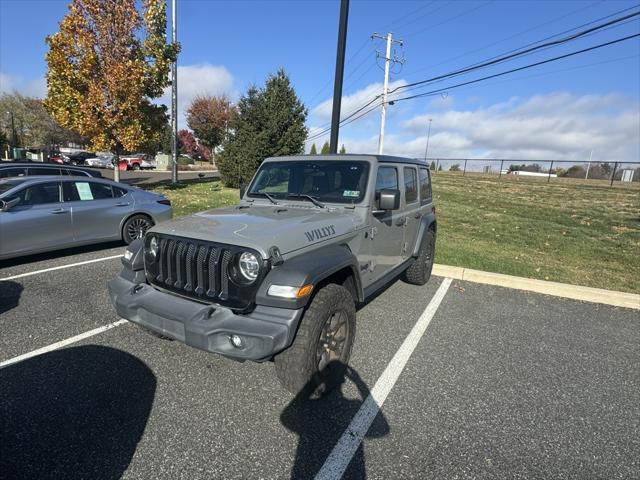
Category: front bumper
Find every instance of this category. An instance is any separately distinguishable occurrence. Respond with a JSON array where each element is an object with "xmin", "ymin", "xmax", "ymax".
[{"xmin": 108, "ymin": 275, "xmax": 303, "ymax": 361}]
